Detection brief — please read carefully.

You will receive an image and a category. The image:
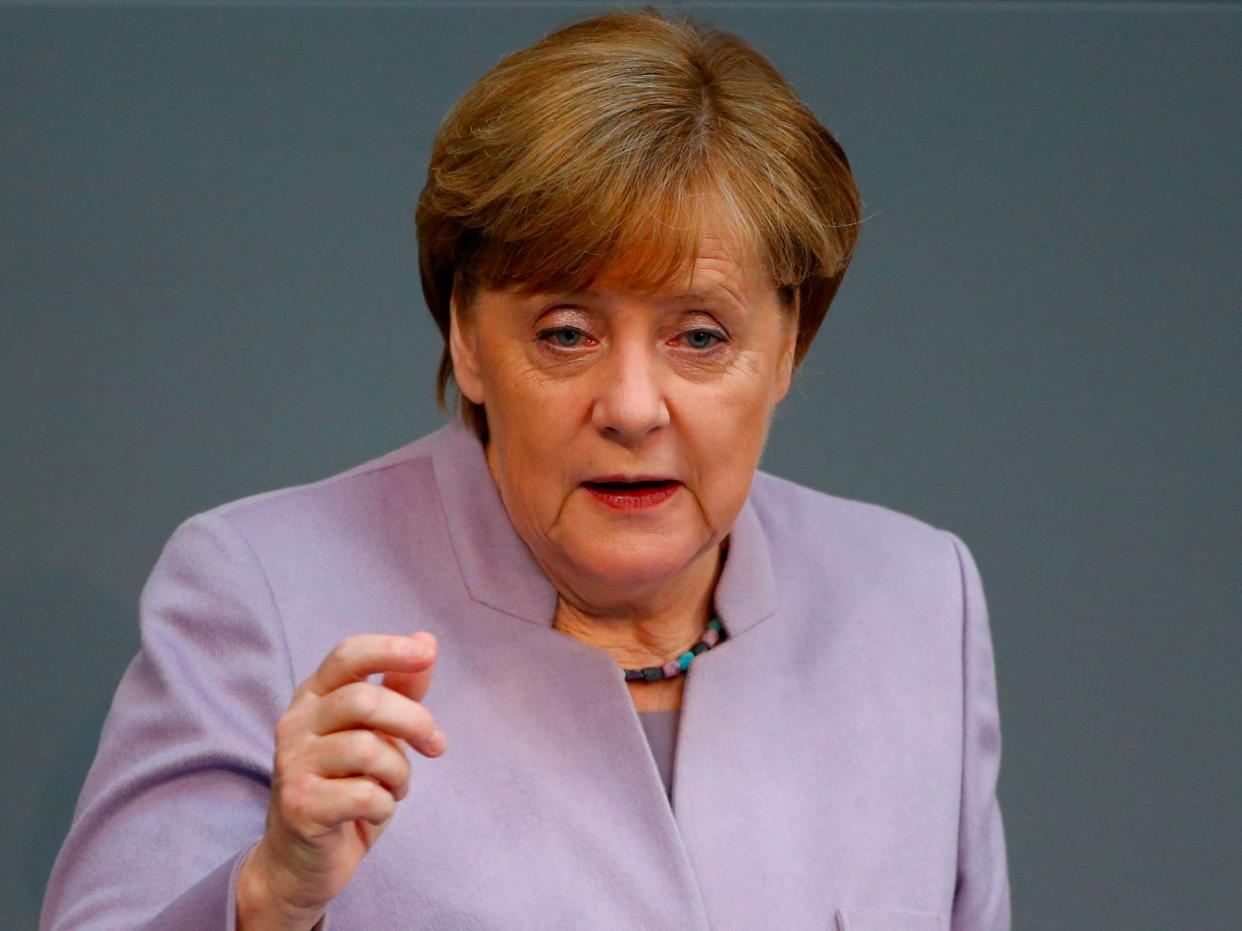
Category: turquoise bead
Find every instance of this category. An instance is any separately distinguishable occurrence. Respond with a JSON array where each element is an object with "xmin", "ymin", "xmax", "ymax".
[
  {"xmin": 708, "ymin": 617, "xmax": 722, "ymax": 632},
  {"xmin": 678, "ymin": 651, "xmax": 694, "ymax": 671}
]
